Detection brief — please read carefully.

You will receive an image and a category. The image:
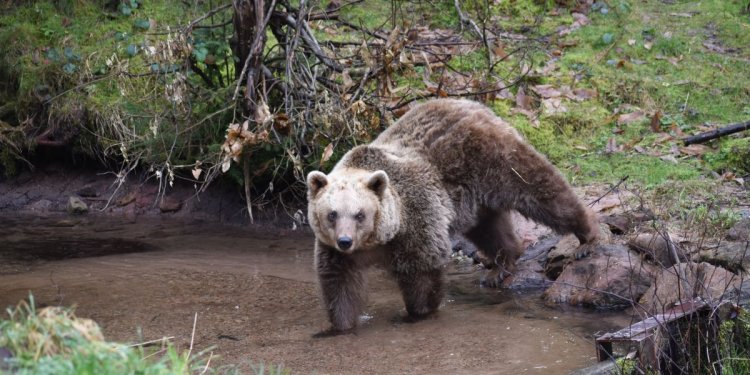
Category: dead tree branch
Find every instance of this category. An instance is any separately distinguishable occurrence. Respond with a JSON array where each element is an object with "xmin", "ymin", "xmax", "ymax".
[{"xmin": 683, "ymin": 120, "xmax": 750, "ymax": 145}]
